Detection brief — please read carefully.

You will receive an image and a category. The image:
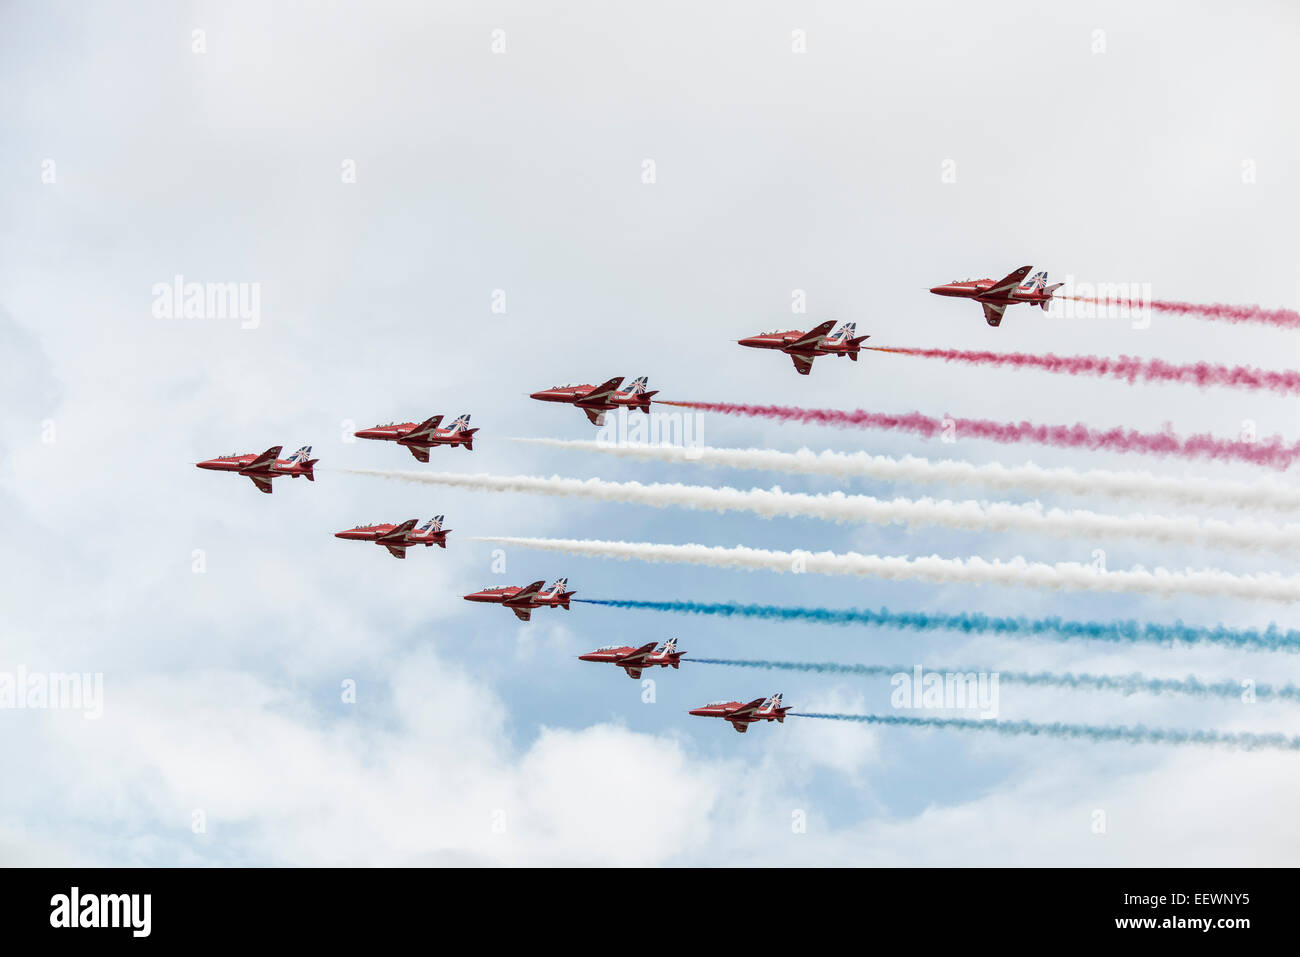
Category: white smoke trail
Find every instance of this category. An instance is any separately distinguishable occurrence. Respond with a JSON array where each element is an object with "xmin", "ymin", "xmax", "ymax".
[
  {"xmin": 345, "ymin": 467, "xmax": 1300, "ymax": 555},
  {"xmin": 470, "ymin": 535, "xmax": 1300, "ymax": 603},
  {"xmin": 509, "ymin": 437, "xmax": 1300, "ymax": 514}
]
